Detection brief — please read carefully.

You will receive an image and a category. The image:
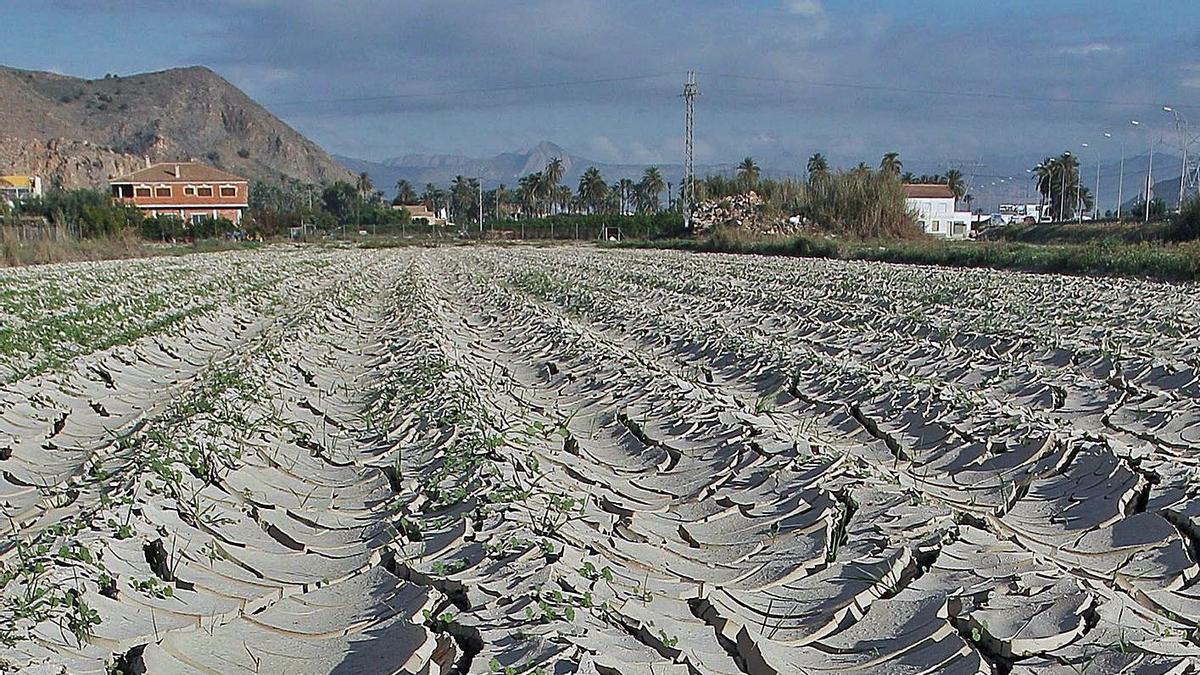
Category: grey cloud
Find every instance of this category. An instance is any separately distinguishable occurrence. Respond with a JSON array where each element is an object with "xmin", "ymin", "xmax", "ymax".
[{"xmin": 23, "ymin": 1, "xmax": 1199, "ymax": 169}]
